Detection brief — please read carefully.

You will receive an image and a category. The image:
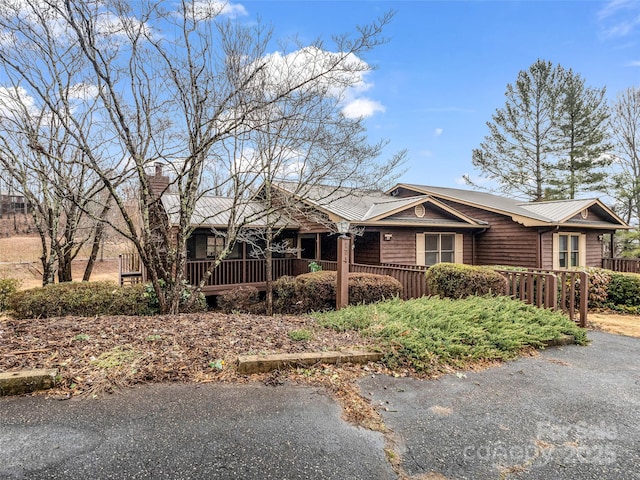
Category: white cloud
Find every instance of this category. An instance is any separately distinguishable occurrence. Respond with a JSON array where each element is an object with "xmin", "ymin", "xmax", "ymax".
[
  {"xmin": 341, "ymin": 98, "xmax": 385, "ymax": 119},
  {"xmin": 434, "ymin": 128, "xmax": 443, "ymax": 137},
  {"xmin": 185, "ymin": 1, "xmax": 248, "ymax": 21},
  {"xmin": 256, "ymin": 46, "xmax": 384, "ymax": 119},
  {"xmin": 418, "ymin": 150, "xmax": 433, "ymax": 158},
  {"xmin": 625, "ymin": 60, "xmax": 640, "ymax": 67},
  {"xmin": 0, "ymin": 86, "xmax": 37, "ymax": 120},
  {"xmin": 598, "ymin": 0, "xmax": 640, "ymax": 37},
  {"xmin": 68, "ymin": 83, "xmax": 99, "ymax": 101}
]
